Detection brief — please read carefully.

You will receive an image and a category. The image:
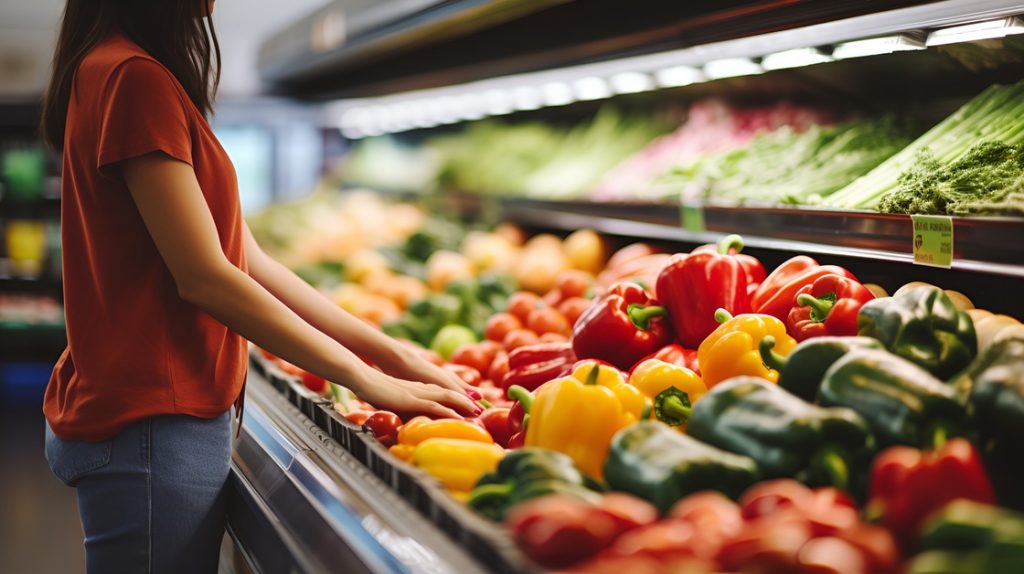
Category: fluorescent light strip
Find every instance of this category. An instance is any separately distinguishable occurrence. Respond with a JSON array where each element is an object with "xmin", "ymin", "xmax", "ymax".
[
  {"xmin": 926, "ymin": 16, "xmax": 1024, "ymax": 46},
  {"xmin": 761, "ymin": 48, "xmax": 833, "ymax": 71},
  {"xmin": 610, "ymin": 72, "xmax": 655, "ymax": 94},
  {"xmin": 655, "ymin": 65, "xmax": 704, "ymax": 88},
  {"xmin": 703, "ymin": 58, "xmax": 763, "ymax": 80},
  {"xmin": 832, "ymin": 34, "xmax": 925, "ymax": 59}
]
